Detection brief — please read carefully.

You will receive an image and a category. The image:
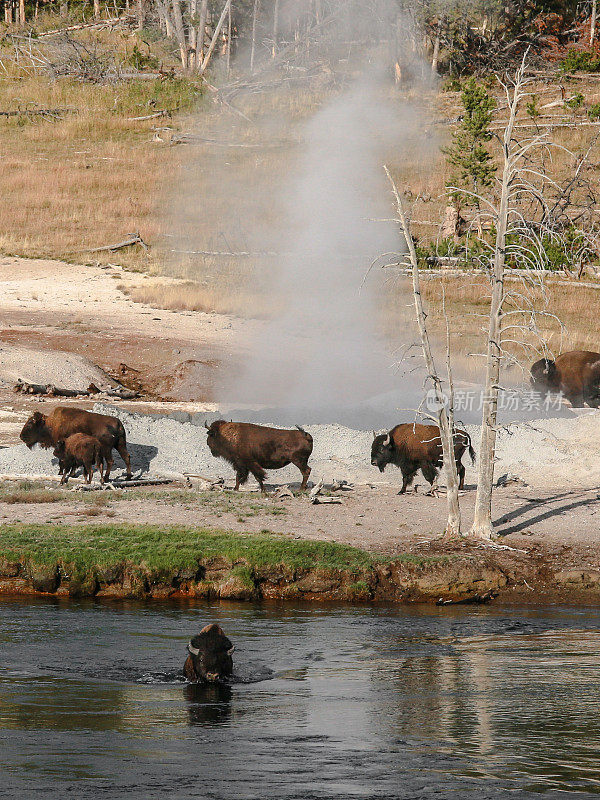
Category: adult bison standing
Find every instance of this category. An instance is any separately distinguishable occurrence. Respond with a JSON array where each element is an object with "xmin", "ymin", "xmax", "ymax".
[
  {"xmin": 20, "ymin": 406, "xmax": 132, "ymax": 481},
  {"xmin": 530, "ymin": 350, "xmax": 600, "ymax": 408},
  {"xmin": 371, "ymin": 423, "xmax": 475, "ymax": 495},
  {"xmin": 205, "ymin": 420, "xmax": 313, "ymax": 492}
]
